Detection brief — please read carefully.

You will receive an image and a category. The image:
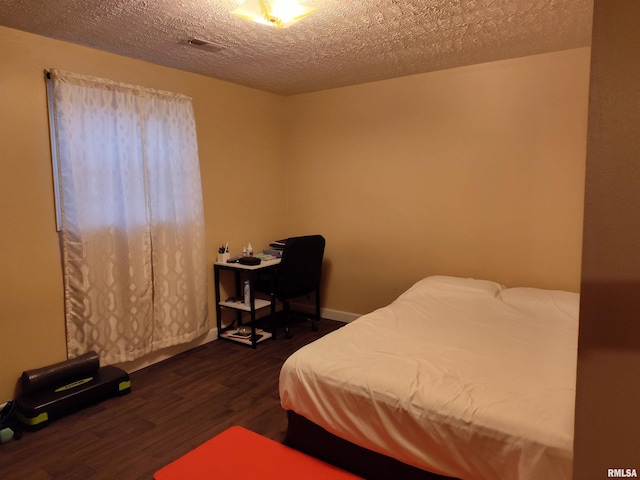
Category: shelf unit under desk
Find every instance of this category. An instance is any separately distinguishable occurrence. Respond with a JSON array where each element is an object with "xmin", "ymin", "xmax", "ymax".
[{"xmin": 213, "ymin": 258, "xmax": 281, "ymax": 348}]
